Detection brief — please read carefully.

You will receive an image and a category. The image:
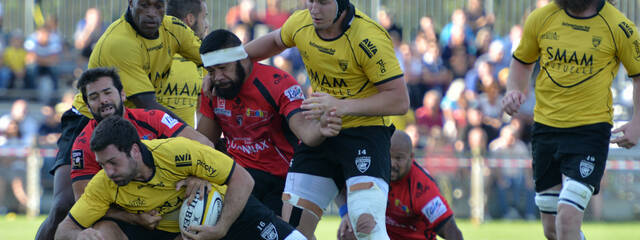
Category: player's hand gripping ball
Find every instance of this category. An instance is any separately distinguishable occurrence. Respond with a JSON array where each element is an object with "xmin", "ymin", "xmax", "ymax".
[{"xmin": 179, "ymin": 189, "xmax": 223, "ymax": 233}]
